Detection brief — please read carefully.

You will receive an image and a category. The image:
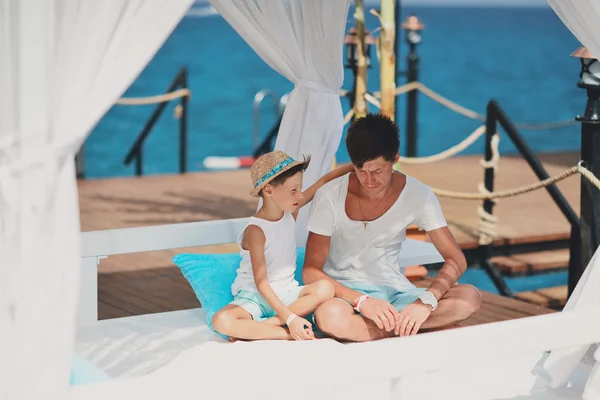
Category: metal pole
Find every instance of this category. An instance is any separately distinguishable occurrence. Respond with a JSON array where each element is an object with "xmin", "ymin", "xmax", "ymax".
[
  {"xmin": 135, "ymin": 152, "xmax": 143, "ymax": 176},
  {"xmin": 179, "ymin": 67, "xmax": 188, "ymax": 174},
  {"xmin": 406, "ymin": 41, "xmax": 419, "ymax": 157},
  {"xmin": 75, "ymin": 146, "xmax": 85, "ymax": 179},
  {"xmin": 576, "ymin": 82, "xmax": 600, "ymax": 291}
]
